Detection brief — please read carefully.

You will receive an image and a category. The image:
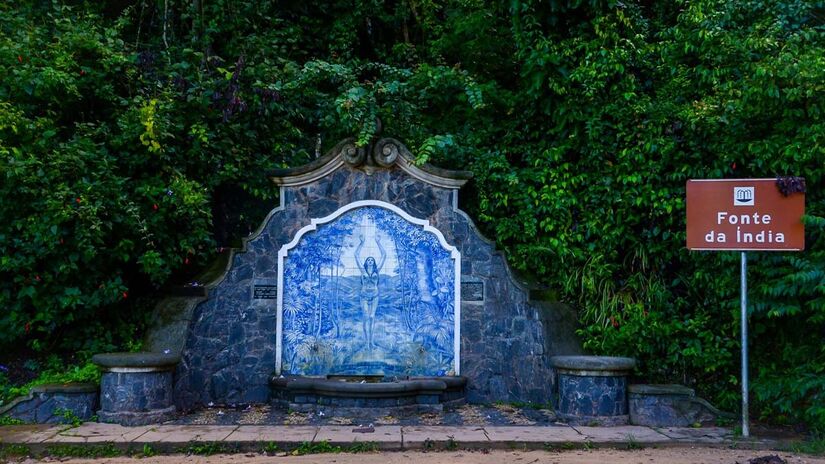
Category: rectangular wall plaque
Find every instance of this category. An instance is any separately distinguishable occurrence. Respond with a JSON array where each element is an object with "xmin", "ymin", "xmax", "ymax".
[
  {"xmin": 253, "ymin": 285, "xmax": 278, "ymax": 299},
  {"xmin": 252, "ymin": 278, "xmax": 279, "ymax": 300}
]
